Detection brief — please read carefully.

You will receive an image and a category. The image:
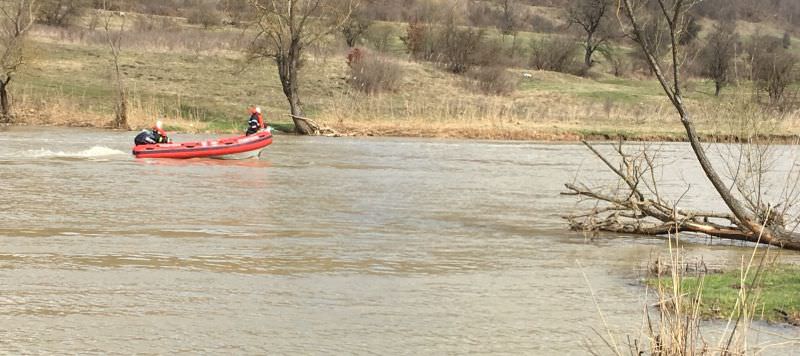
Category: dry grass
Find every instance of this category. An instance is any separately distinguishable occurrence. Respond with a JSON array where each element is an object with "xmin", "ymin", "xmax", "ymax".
[
  {"xmin": 316, "ymin": 84, "xmax": 800, "ymax": 141},
  {"xmin": 11, "ymin": 86, "xmax": 210, "ymax": 132},
  {"xmin": 586, "ymin": 230, "xmax": 778, "ymax": 355},
  {"xmin": 32, "ymin": 13, "xmax": 248, "ymax": 57},
  {"xmin": 11, "ymin": 13, "xmax": 800, "ymax": 141}
]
